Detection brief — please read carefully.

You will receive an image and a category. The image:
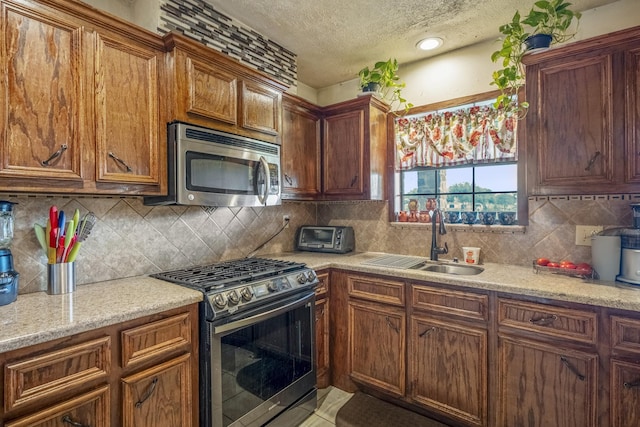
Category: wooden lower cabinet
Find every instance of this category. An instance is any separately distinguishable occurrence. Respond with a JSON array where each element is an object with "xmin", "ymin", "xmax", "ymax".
[
  {"xmin": 611, "ymin": 359, "xmax": 640, "ymax": 427},
  {"xmin": 0, "ymin": 304, "xmax": 198, "ymax": 426},
  {"xmin": 122, "ymin": 353, "xmax": 192, "ymax": 427},
  {"xmin": 5, "ymin": 386, "xmax": 110, "ymax": 427},
  {"xmin": 348, "ymin": 298, "xmax": 405, "ymax": 397},
  {"xmin": 410, "ymin": 315, "xmax": 488, "ymax": 427},
  {"xmin": 315, "ymin": 296, "xmax": 330, "ymax": 388},
  {"xmin": 497, "ymin": 335, "xmax": 598, "ymax": 427}
]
